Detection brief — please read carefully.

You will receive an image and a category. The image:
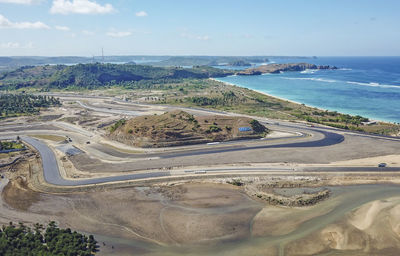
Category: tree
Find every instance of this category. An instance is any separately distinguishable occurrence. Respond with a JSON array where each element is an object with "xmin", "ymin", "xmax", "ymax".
[
  {"xmin": 0, "ymin": 221, "xmax": 98, "ymax": 255},
  {"xmin": 250, "ymin": 119, "xmax": 267, "ymax": 133}
]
